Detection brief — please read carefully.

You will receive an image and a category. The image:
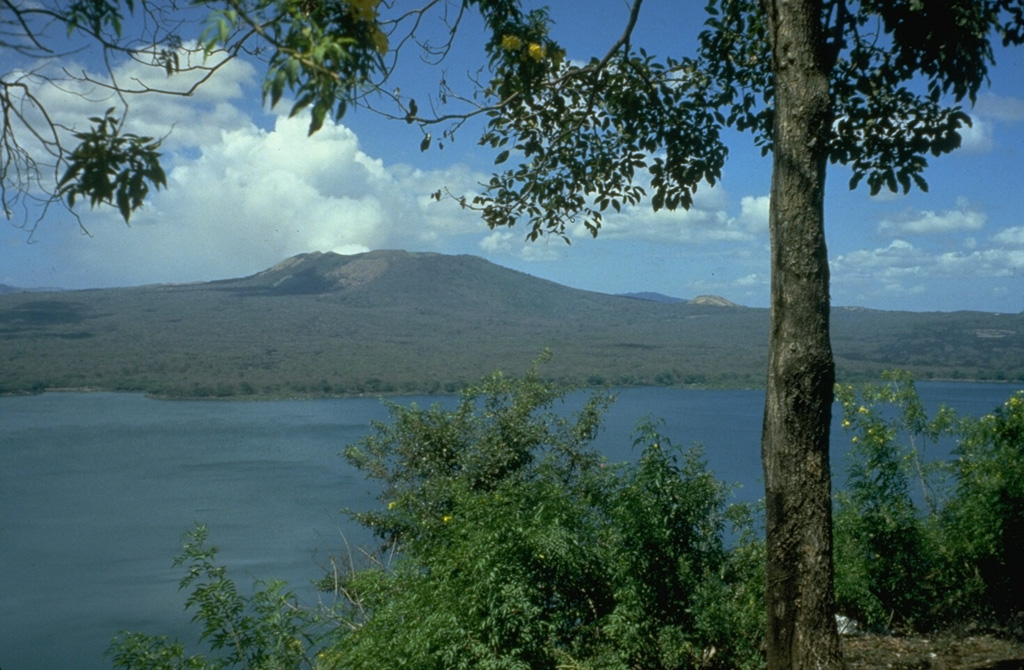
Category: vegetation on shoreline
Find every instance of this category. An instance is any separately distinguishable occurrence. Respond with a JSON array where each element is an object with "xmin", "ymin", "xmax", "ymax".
[
  {"xmin": 3, "ymin": 252, "xmax": 1023, "ymax": 400},
  {"xmin": 108, "ymin": 368, "xmax": 1024, "ymax": 669}
]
